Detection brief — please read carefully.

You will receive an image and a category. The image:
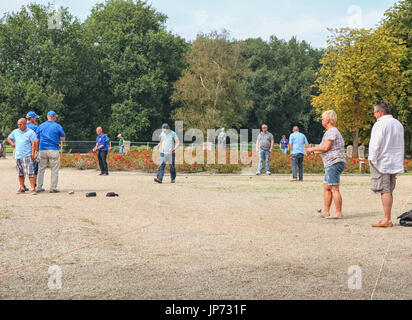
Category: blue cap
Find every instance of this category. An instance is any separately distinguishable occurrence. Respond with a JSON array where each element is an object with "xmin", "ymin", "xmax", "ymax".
[
  {"xmin": 26, "ymin": 111, "xmax": 39, "ymax": 119},
  {"xmin": 47, "ymin": 110, "xmax": 58, "ymax": 117}
]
